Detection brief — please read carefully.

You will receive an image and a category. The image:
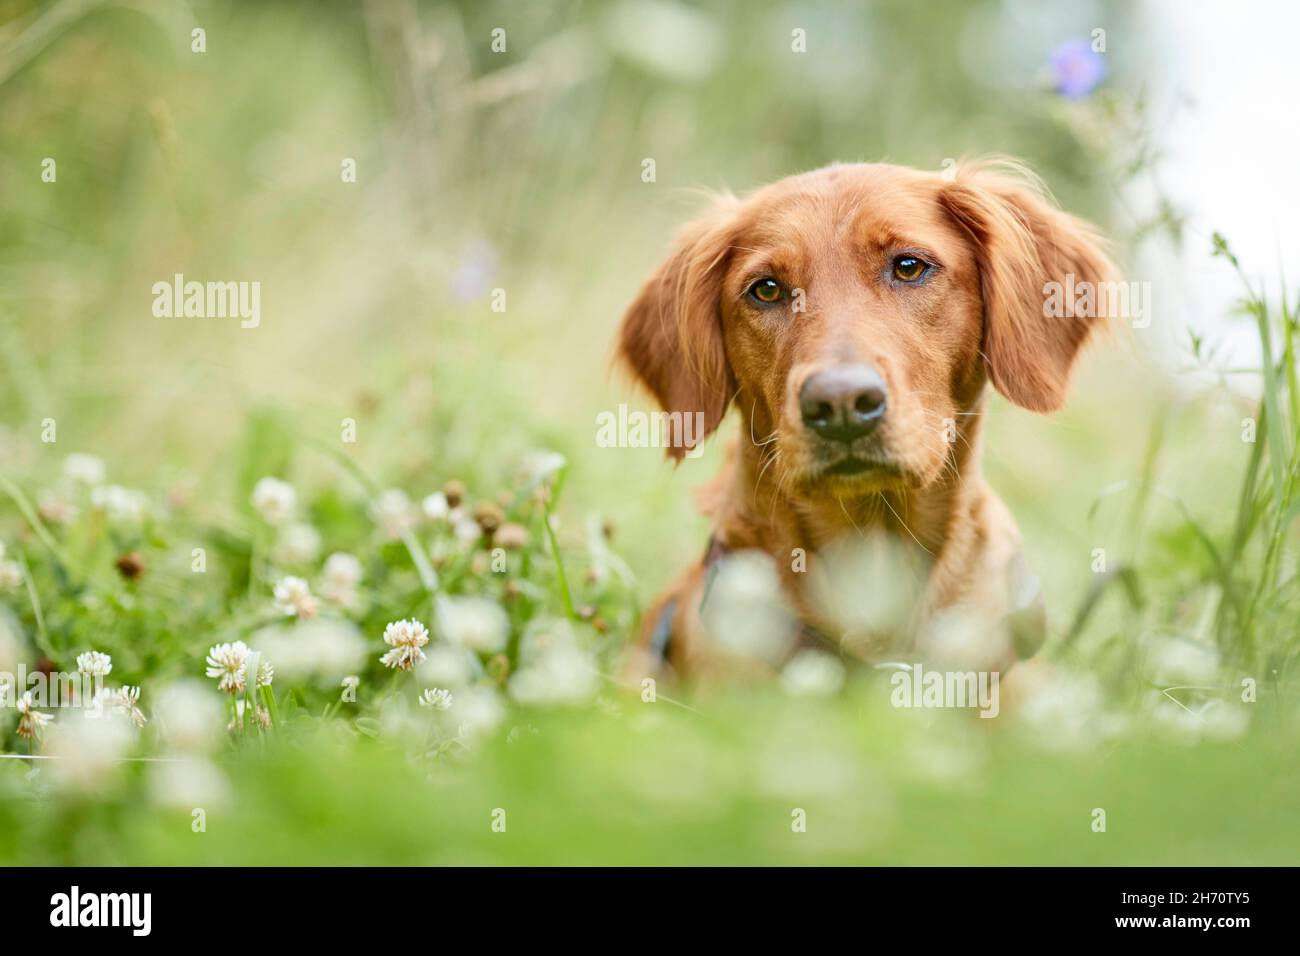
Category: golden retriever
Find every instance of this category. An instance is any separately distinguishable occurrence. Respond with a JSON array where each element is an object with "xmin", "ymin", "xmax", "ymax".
[{"xmin": 617, "ymin": 159, "xmax": 1113, "ymax": 682}]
